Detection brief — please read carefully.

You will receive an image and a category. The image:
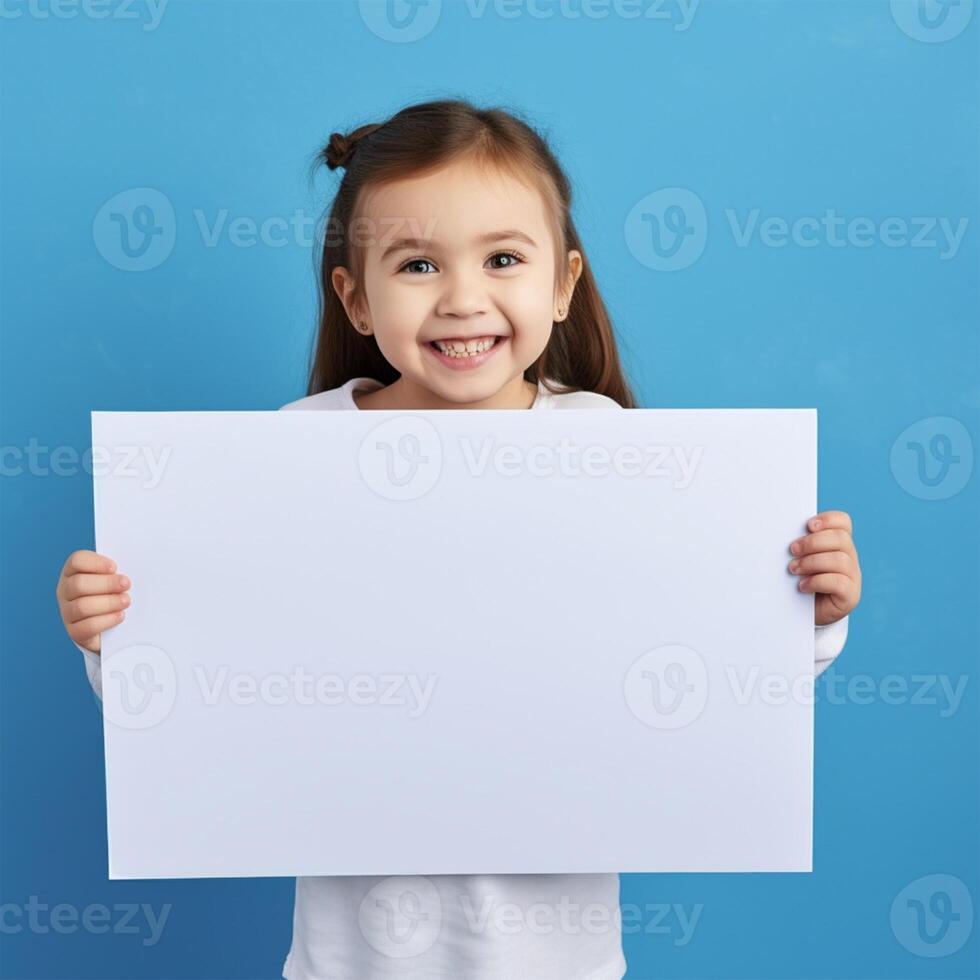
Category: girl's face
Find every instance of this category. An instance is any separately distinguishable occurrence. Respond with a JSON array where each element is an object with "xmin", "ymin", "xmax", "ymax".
[{"xmin": 332, "ymin": 159, "xmax": 581, "ymax": 409}]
